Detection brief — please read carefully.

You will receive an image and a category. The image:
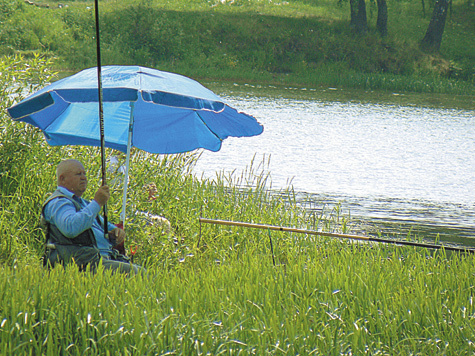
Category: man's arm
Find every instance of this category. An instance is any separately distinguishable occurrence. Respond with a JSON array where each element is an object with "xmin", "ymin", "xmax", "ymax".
[{"xmin": 43, "ymin": 198, "xmax": 102, "ymax": 238}]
